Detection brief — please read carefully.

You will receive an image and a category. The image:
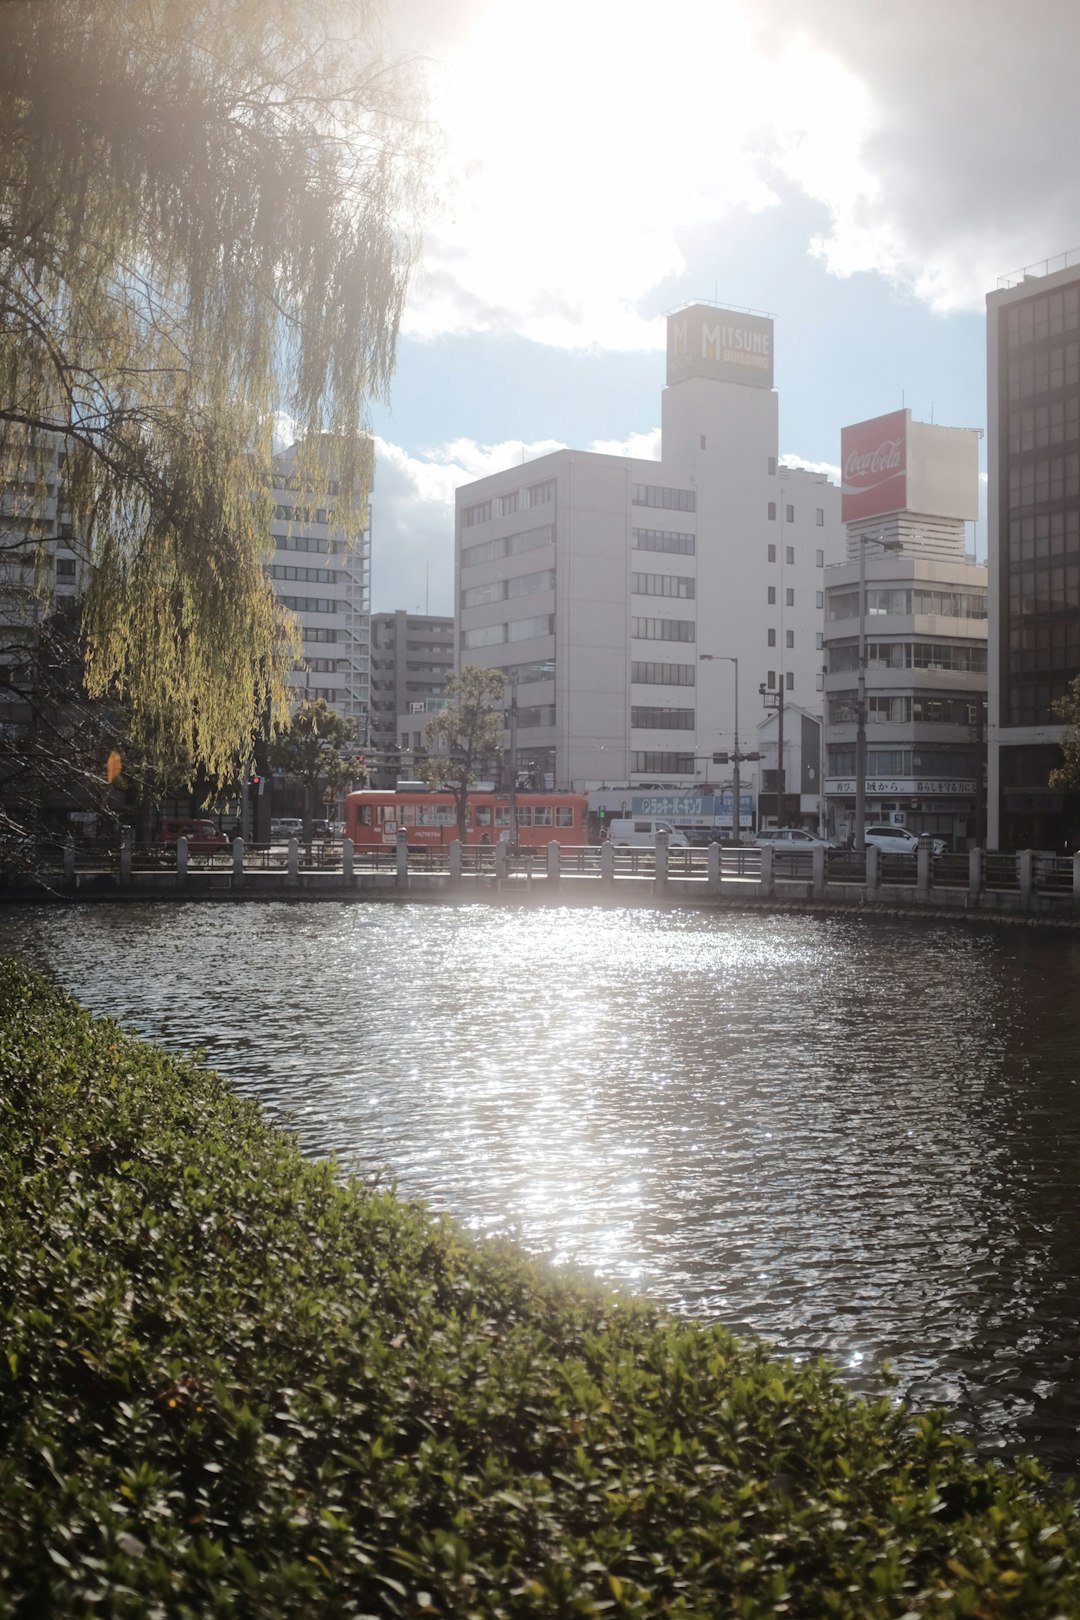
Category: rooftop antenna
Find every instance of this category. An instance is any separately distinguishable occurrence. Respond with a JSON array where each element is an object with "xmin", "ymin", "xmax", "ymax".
[{"xmin": 425, "ymin": 562, "xmax": 429, "ymax": 615}]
